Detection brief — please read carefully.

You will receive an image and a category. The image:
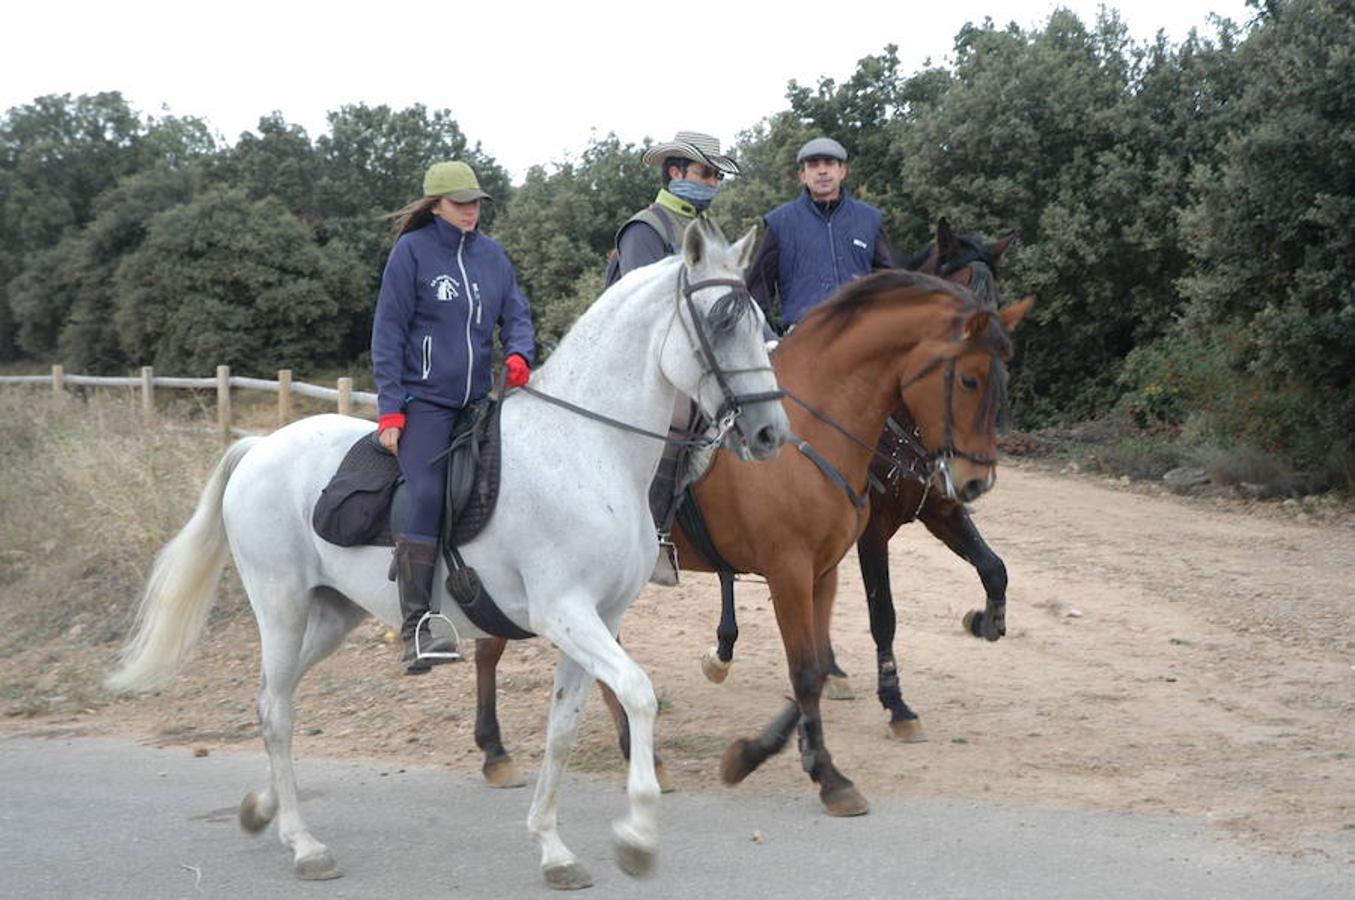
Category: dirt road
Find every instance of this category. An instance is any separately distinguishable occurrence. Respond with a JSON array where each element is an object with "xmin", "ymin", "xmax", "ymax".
[{"xmin": 8, "ymin": 464, "xmax": 1354, "ymax": 858}]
